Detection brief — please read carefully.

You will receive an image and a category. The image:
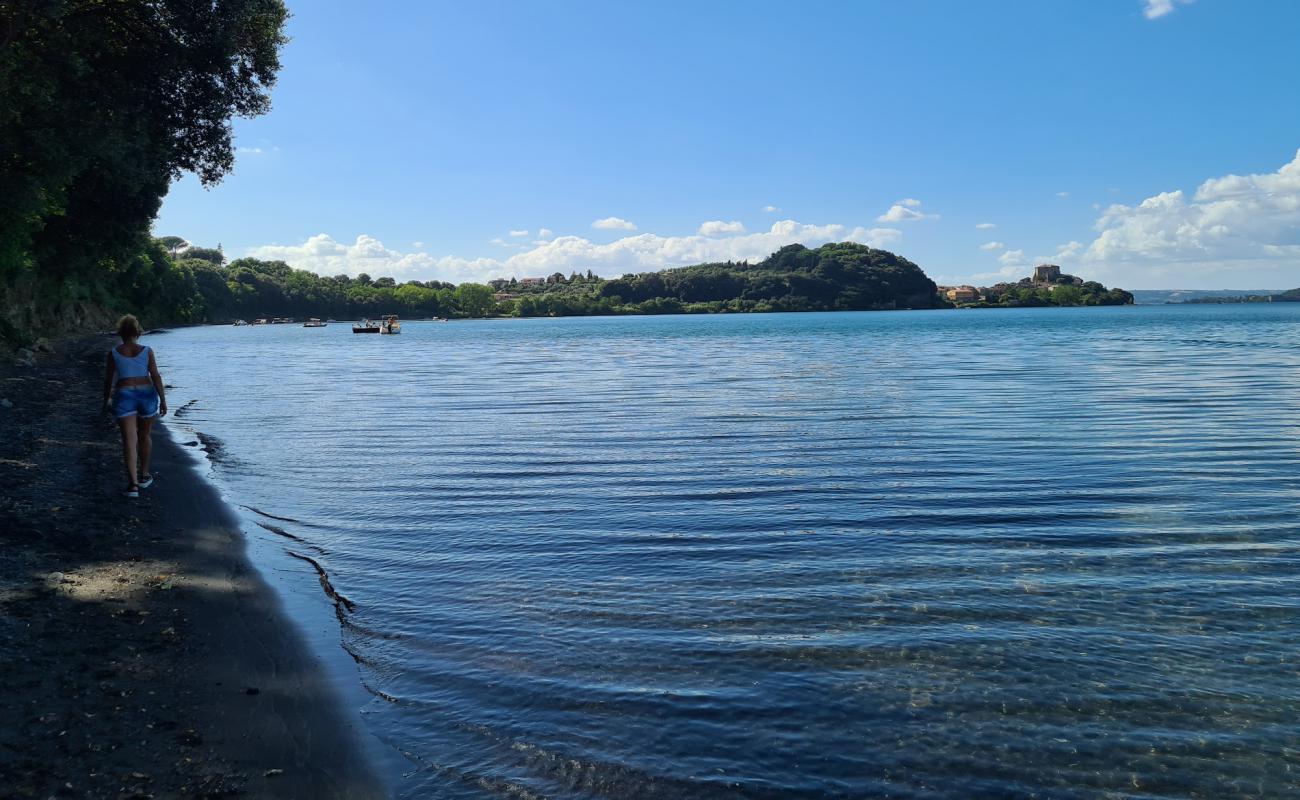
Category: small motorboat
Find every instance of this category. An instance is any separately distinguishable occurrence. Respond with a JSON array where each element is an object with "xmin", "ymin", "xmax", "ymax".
[
  {"xmin": 379, "ymin": 314, "xmax": 401, "ymax": 335},
  {"xmin": 252, "ymin": 318, "xmax": 268, "ymax": 325},
  {"xmin": 353, "ymin": 318, "xmax": 380, "ymax": 333},
  {"xmin": 303, "ymin": 318, "xmax": 327, "ymax": 328},
  {"xmin": 233, "ymin": 319, "xmax": 249, "ymax": 326}
]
